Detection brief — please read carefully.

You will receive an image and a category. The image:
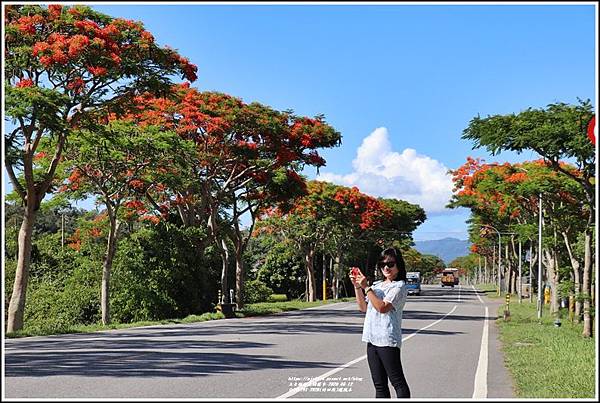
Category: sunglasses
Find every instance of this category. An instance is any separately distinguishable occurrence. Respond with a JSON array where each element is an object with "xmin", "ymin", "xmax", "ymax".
[{"xmin": 378, "ymin": 261, "xmax": 397, "ymax": 269}]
